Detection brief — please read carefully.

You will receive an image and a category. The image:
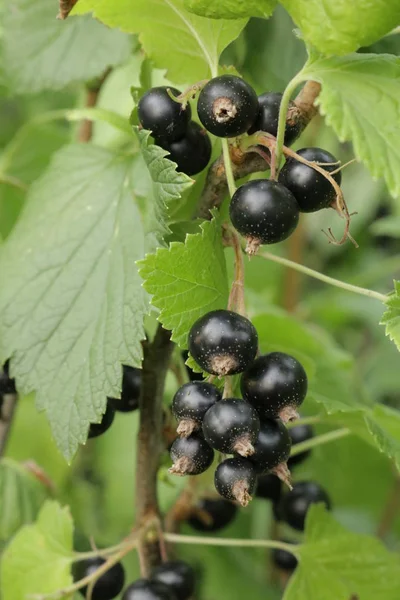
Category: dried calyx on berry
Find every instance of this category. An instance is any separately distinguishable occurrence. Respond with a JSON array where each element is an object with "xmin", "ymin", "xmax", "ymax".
[
  {"xmin": 88, "ymin": 400, "xmax": 115, "ymax": 439},
  {"xmin": 214, "ymin": 456, "xmax": 257, "ymax": 507},
  {"xmin": 172, "ymin": 381, "xmax": 221, "ymax": 438},
  {"xmin": 249, "ymin": 419, "xmax": 292, "ymax": 488},
  {"xmin": 109, "ymin": 365, "xmax": 142, "ymax": 413},
  {"xmin": 73, "ymin": 557, "xmax": 125, "ymax": 600},
  {"xmin": 187, "ymin": 497, "xmax": 238, "ymax": 532},
  {"xmin": 169, "ymin": 434, "xmax": 214, "ymax": 476},
  {"xmin": 138, "ymin": 86, "xmax": 191, "ymax": 142},
  {"xmin": 248, "ymin": 92, "xmax": 301, "ymax": 146}
]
